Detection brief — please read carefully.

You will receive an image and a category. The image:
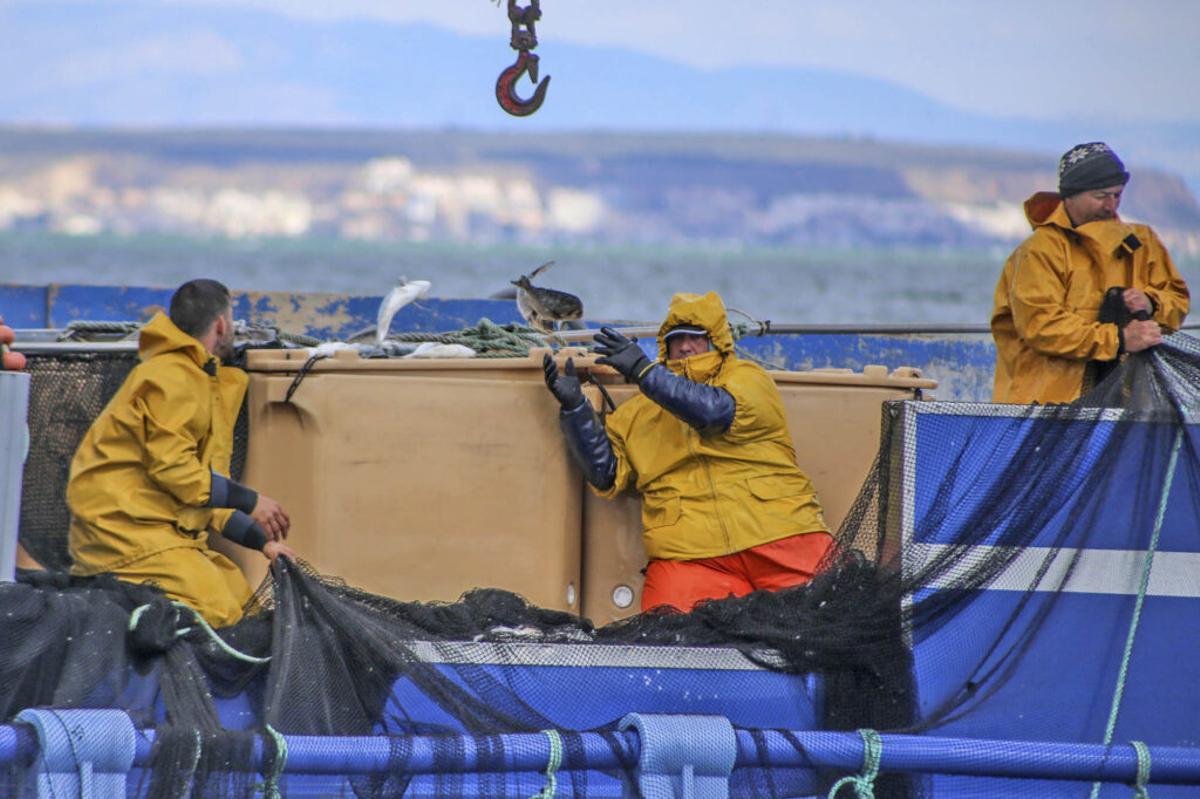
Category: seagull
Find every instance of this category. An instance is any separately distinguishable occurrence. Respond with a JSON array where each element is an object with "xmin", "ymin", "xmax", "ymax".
[
  {"xmin": 511, "ymin": 261, "xmax": 582, "ymax": 334},
  {"xmin": 376, "ymin": 277, "xmax": 431, "ymax": 346}
]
